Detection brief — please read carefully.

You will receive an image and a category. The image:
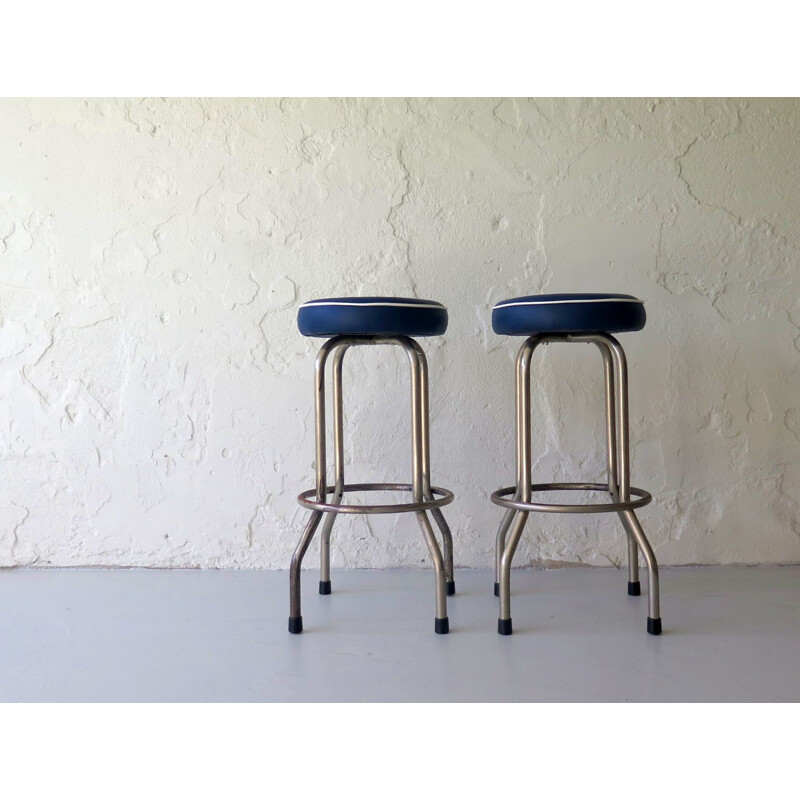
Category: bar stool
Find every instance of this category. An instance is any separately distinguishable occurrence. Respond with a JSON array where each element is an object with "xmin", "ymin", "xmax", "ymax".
[
  {"xmin": 288, "ymin": 297, "xmax": 456, "ymax": 635},
  {"xmin": 490, "ymin": 293, "xmax": 662, "ymax": 636}
]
